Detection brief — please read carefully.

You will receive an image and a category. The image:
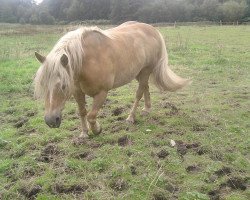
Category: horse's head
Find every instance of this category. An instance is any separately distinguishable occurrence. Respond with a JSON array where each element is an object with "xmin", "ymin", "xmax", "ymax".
[{"xmin": 34, "ymin": 52, "xmax": 72, "ymax": 128}]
